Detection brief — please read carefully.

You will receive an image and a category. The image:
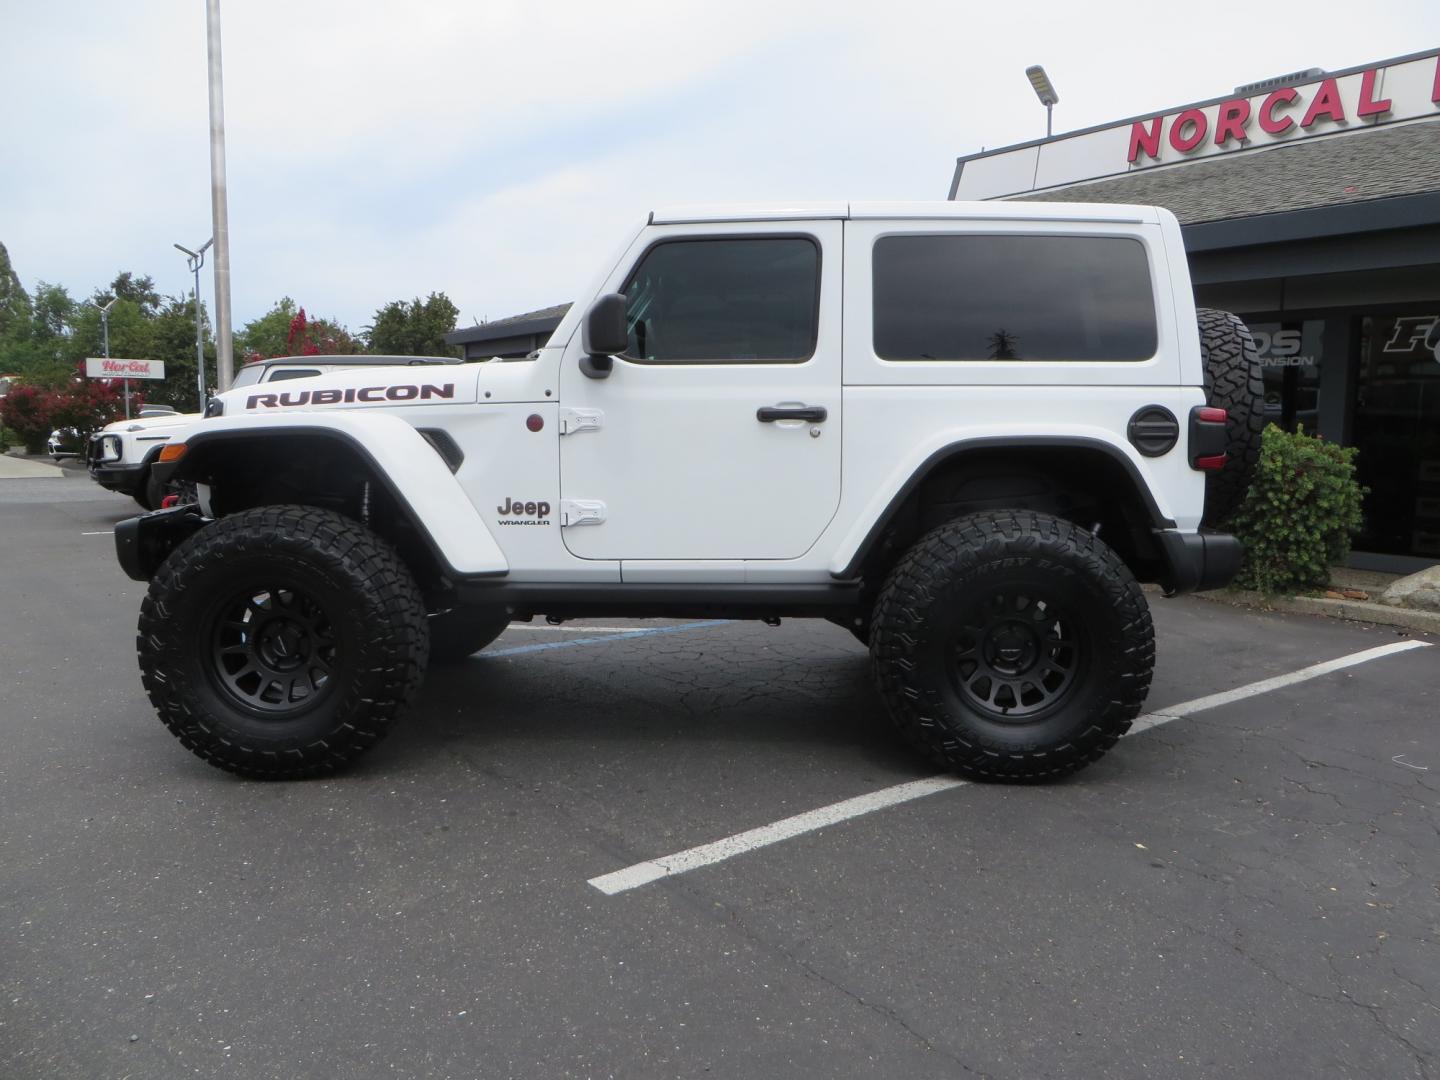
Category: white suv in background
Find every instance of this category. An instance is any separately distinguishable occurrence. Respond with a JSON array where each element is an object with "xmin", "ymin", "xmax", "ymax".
[{"xmin": 86, "ymin": 355, "xmax": 462, "ymax": 507}]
